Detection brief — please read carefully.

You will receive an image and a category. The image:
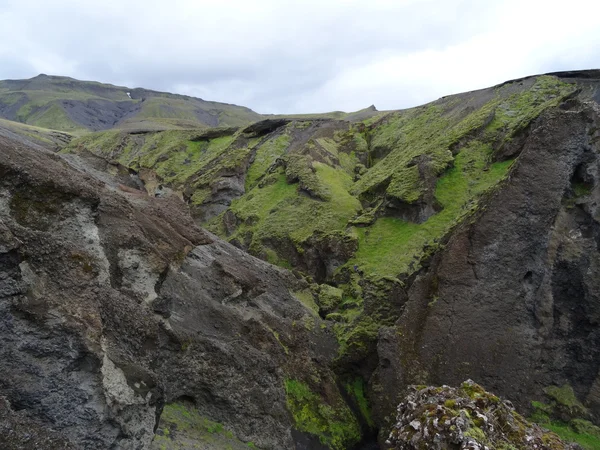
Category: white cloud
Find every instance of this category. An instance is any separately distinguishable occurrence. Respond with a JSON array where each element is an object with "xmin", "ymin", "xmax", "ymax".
[{"xmin": 0, "ymin": 0, "xmax": 598, "ymax": 113}]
